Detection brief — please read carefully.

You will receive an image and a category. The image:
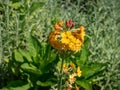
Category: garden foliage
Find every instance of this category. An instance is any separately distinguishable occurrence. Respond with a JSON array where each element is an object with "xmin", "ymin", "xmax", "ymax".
[
  {"xmin": 1, "ymin": 33, "xmax": 104, "ymax": 90},
  {"xmin": 0, "ymin": 0, "xmax": 120, "ymax": 90}
]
